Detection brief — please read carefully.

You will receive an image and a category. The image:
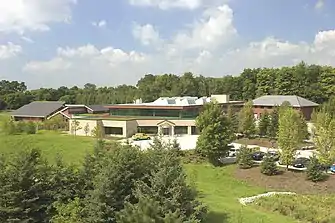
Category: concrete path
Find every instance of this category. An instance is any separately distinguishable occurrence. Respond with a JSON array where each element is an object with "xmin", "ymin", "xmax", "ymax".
[{"xmin": 238, "ymin": 192, "xmax": 296, "ymax": 205}]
